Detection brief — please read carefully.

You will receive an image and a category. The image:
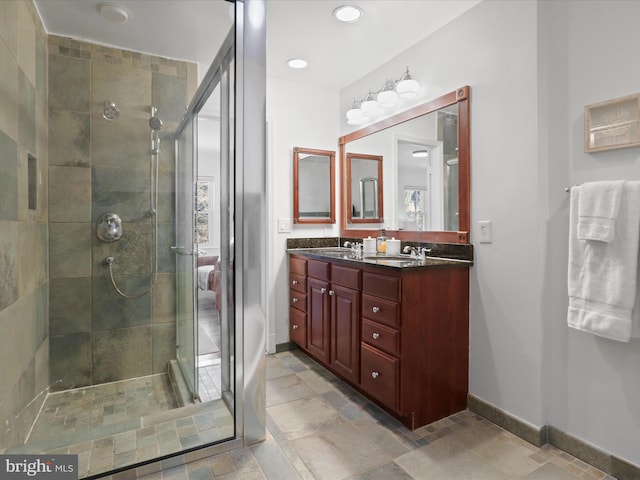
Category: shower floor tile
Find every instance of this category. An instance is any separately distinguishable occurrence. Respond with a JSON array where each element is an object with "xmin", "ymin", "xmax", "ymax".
[
  {"xmin": 6, "ymin": 372, "xmax": 234, "ymax": 478},
  {"xmin": 28, "ymin": 374, "xmax": 178, "ymax": 444}
]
